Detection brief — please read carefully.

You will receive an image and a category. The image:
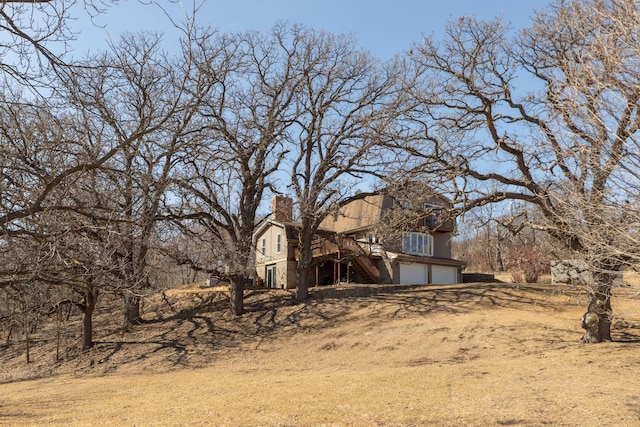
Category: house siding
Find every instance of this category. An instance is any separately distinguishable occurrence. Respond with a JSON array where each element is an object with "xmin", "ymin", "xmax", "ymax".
[
  {"xmin": 254, "ymin": 223, "xmax": 297, "ymax": 289},
  {"xmin": 433, "ymin": 233, "xmax": 451, "ymax": 258},
  {"xmin": 321, "ymin": 194, "xmax": 386, "ymax": 233},
  {"xmin": 377, "ymin": 257, "xmax": 394, "ymax": 284}
]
